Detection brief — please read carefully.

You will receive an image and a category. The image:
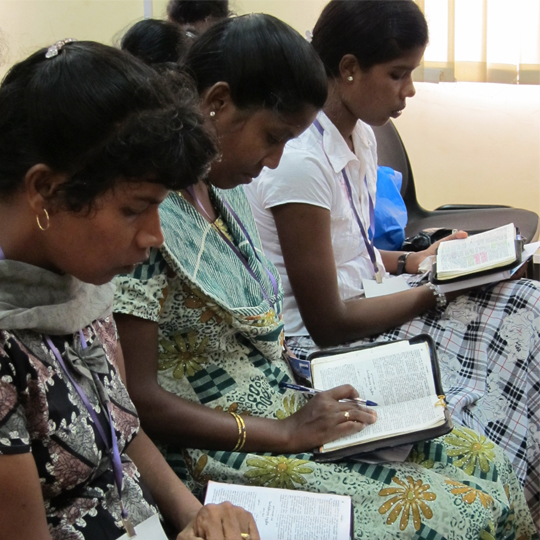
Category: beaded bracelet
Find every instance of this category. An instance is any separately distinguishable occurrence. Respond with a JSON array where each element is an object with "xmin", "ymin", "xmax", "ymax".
[
  {"xmin": 230, "ymin": 411, "xmax": 247, "ymax": 452},
  {"xmin": 428, "ymin": 283, "xmax": 447, "ymax": 310}
]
